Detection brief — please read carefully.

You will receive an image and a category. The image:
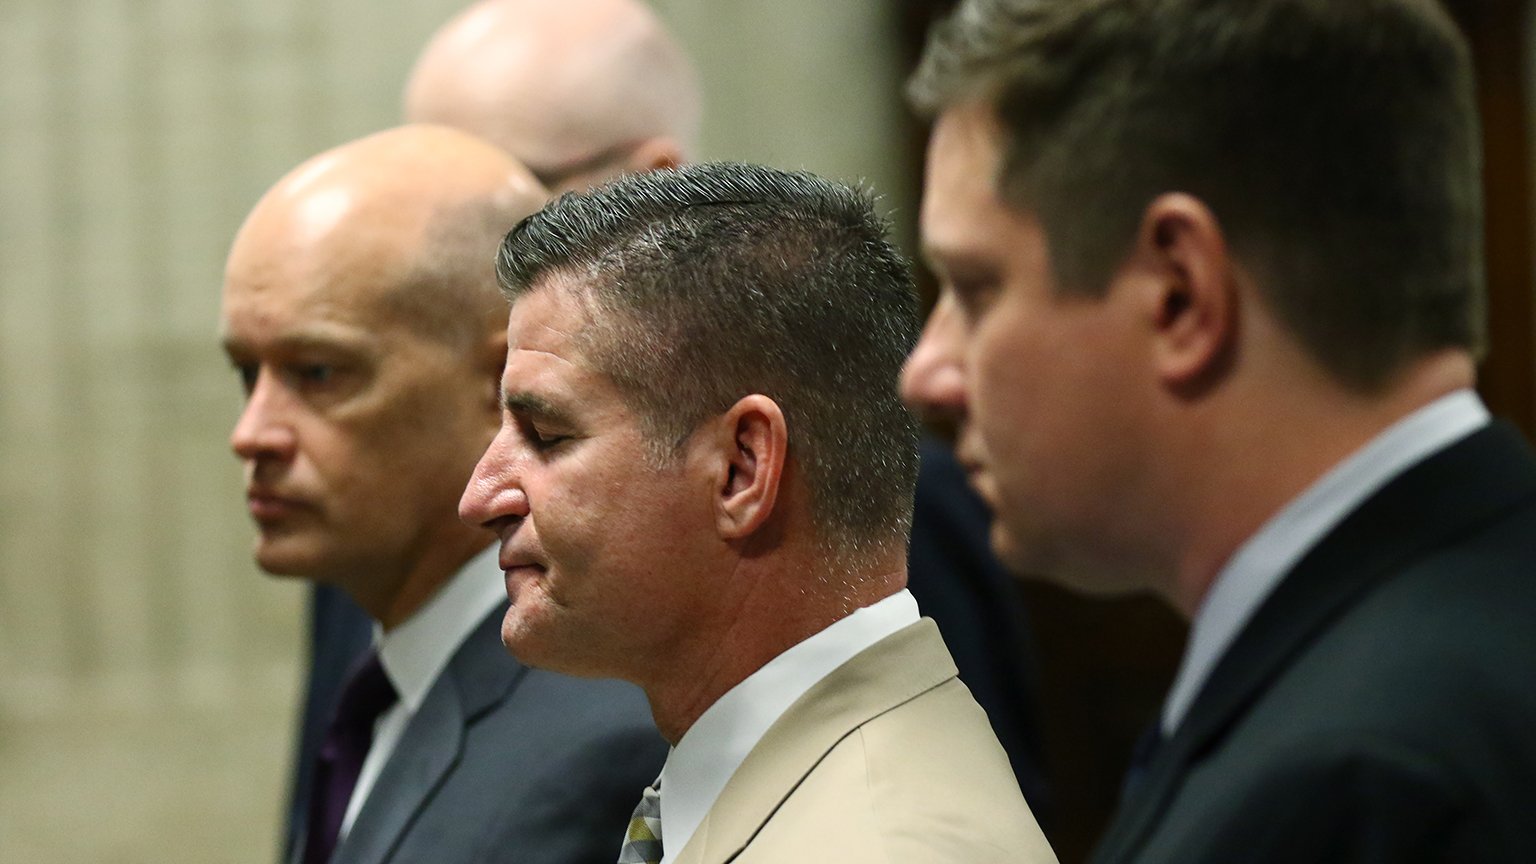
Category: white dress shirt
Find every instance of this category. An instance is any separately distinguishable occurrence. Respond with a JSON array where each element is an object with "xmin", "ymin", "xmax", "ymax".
[
  {"xmin": 1161, "ymin": 389, "xmax": 1490, "ymax": 734},
  {"xmin": 656, "ymin": 589, "xmax": 921, "ymax": 864},
  {"xmin": 338, "ymin": 544, "xmax": 507, "ymax": 840}
]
